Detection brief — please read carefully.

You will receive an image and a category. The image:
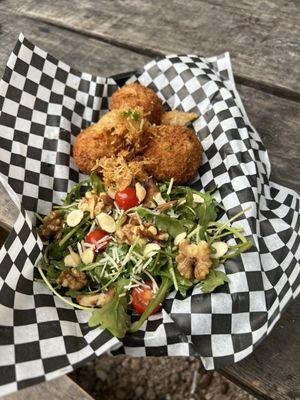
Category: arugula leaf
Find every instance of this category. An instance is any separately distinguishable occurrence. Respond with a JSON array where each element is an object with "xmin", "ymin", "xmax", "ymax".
[
  {"xmin": 159, "ymin": 267, "xmax": 194, "ymax": 297},
  {"xmin": 90, "ymin": 171, "xmax": 105, "ymax": 193},
  {"xmin": 181, "ymin": 218, "xmax": 196, "ymax": 232},
  {"xmin": 185, "ymin": 189, "xmax": 194, "ymax": 207},
  {"xmin": 166, "ymin": 185, "xmax": 189, "ymax": 199},
  {"xmin": 175, "ymin": 271, "xmax": 194, "ymax": 296},
  {"xmin": 65, "ymin": 289, "xmax": 81, "ymax": 297},
  {"xmin": 45, "ymin": 263, "xmax": 63, "ymax": 281},
  {"xmin": 88, "ymin": 280, "xmax": 130, "ymax": 338},
  {"xmin": 156, "ymin": 214, "xmax": 185, "ymax": 238},
  {"xmin": 176, "ymin": 203, "xmax": 195, "ymax": 221},
  {"xmin": 64, "ymin": 179, "xmax": 90, "ymax": 205},
  {"xmin": 199, "ymin": 269, "xmax": 229, "ymax": 293},
  {"xmin": 133, "ymin": 207, "xmax": 158, "ymax": 219},
  {"xmin": 195, "ymin": 198, "xmax": 218, "ymax": 226},
  {"xmin": 147, "ymin": 253, "xmax": 169, "ymax": 276},
  {"xmin": 88, "ymin": 296, "xmax": 129, "ymax": 338},
  {"xmin": 48, "ymin": 242, "xmax": 68, "ymax": 260}
]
